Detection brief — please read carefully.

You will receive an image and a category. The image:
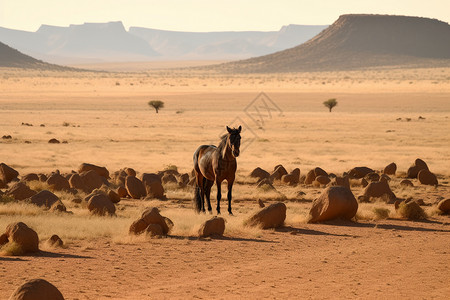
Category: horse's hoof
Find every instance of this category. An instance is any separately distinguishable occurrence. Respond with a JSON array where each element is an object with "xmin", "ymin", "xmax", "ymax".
[{"xmin": 228, "ymin": 212, "xmax": 234, "ymax": 216}]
